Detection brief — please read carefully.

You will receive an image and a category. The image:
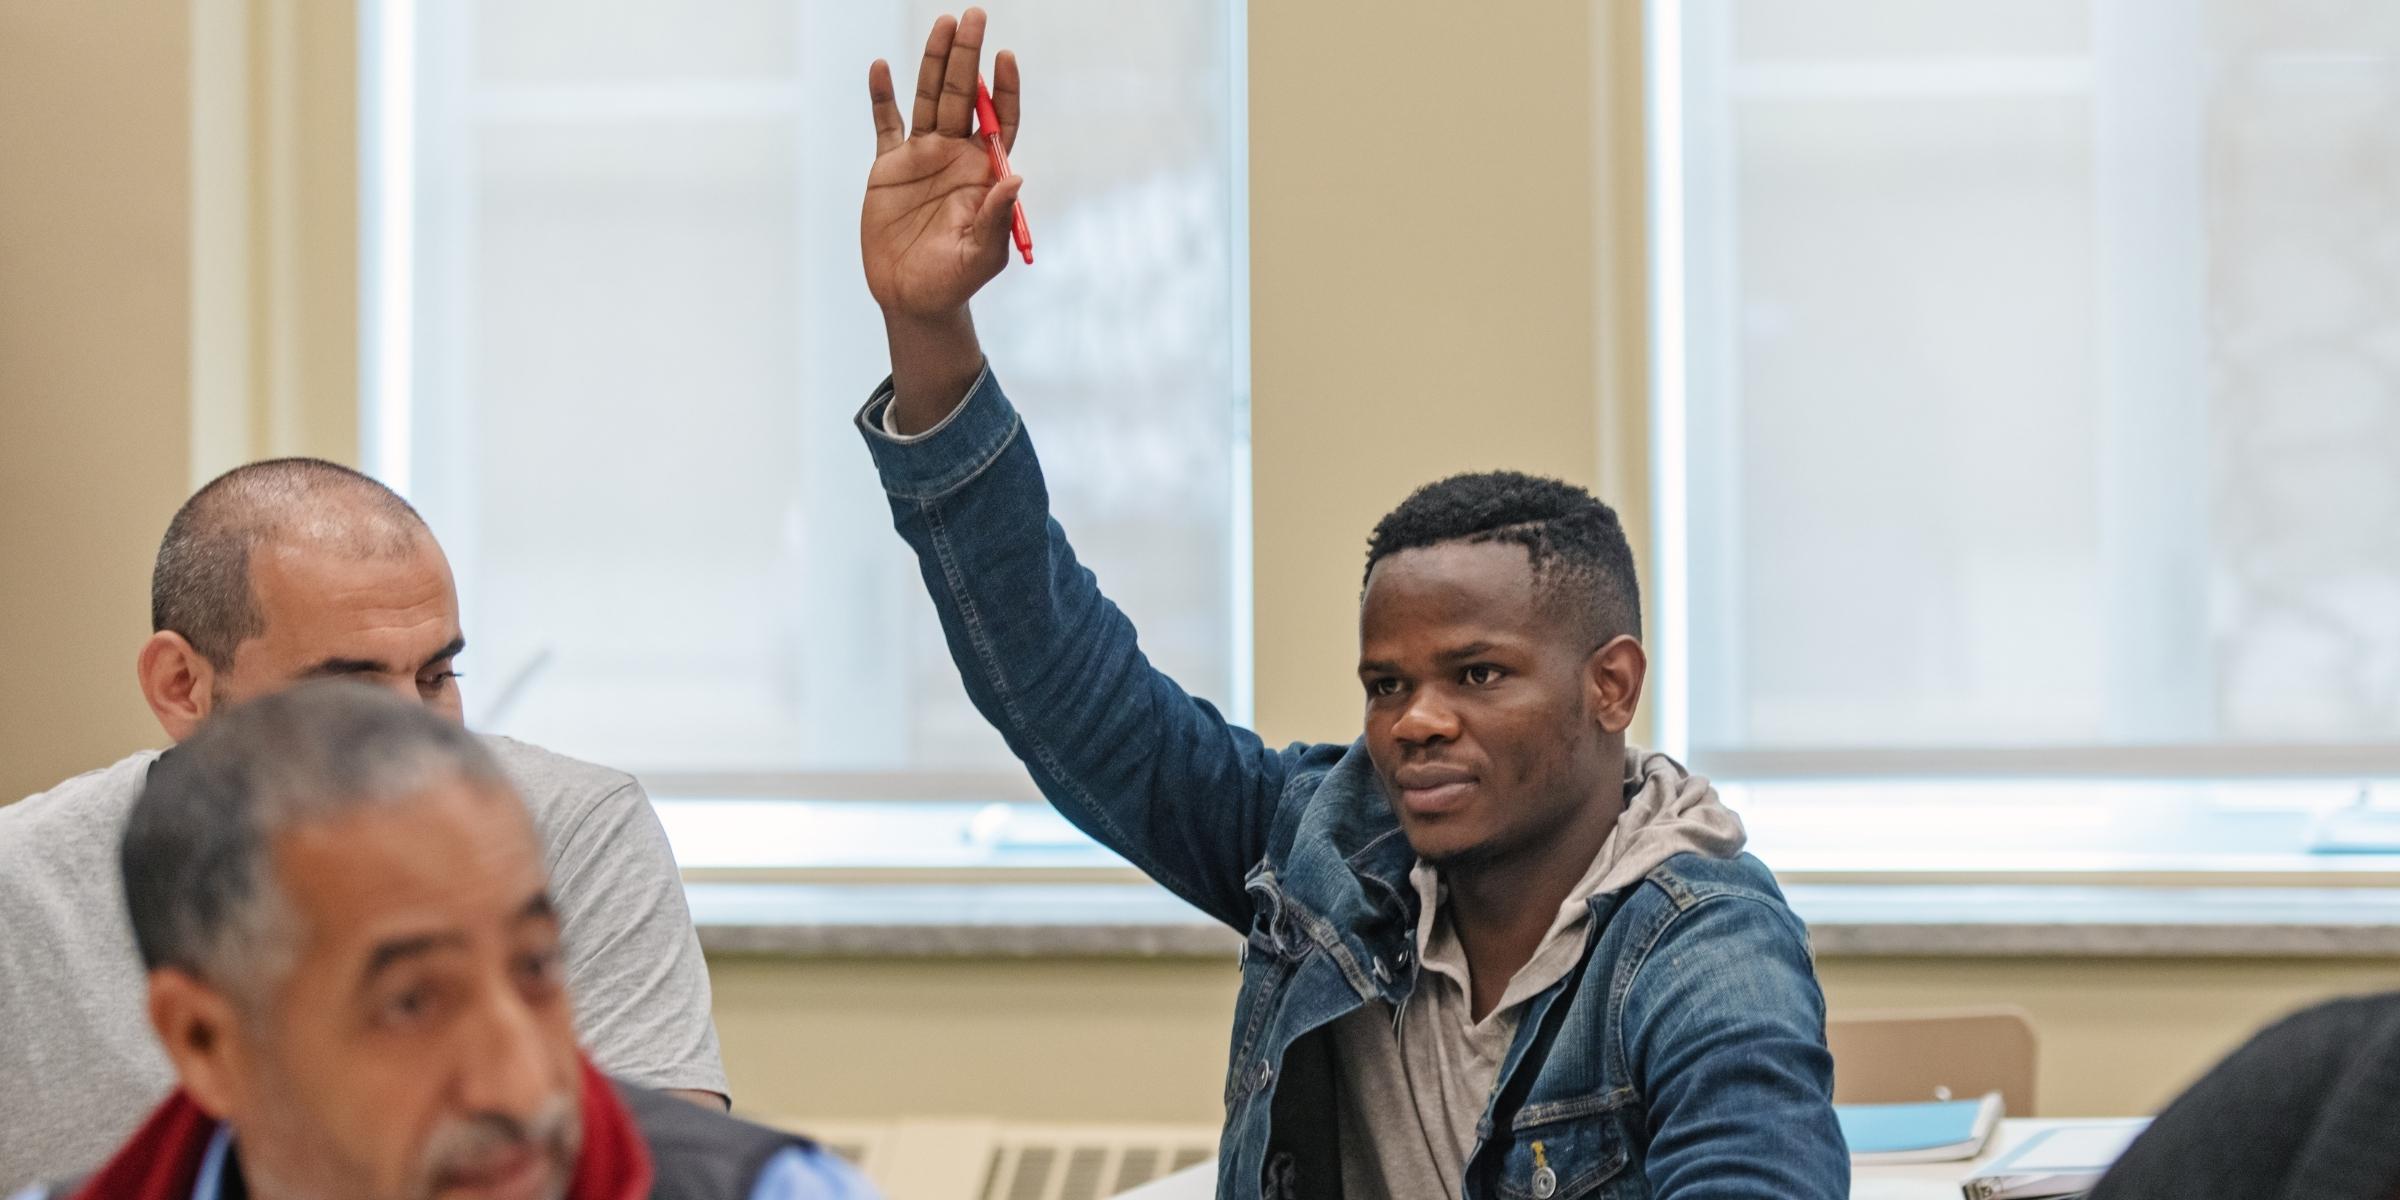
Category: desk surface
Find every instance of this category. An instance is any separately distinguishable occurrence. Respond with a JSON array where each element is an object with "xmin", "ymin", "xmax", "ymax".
[{"xmin": 1114, "ymin": 1119, "xmax": 2141, "ymax": 1200}]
